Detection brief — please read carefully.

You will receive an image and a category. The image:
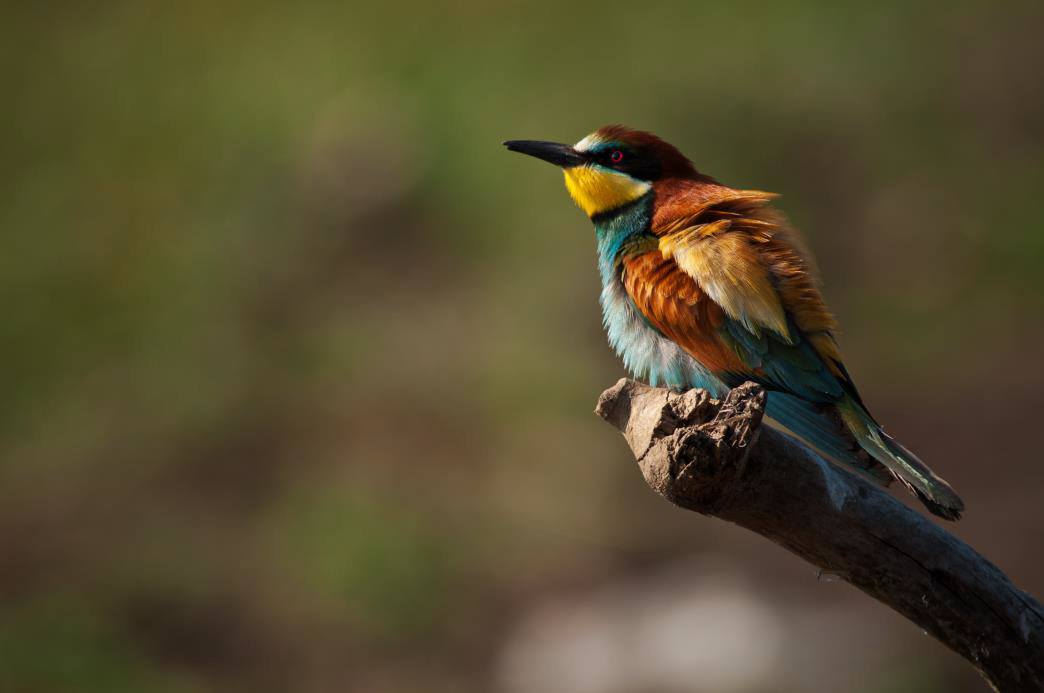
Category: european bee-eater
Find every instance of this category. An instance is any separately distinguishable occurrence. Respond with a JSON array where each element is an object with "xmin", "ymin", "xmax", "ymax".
[{"xmin": 505, "ymin": 125, "xmax": 963, "ymax": 520}]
